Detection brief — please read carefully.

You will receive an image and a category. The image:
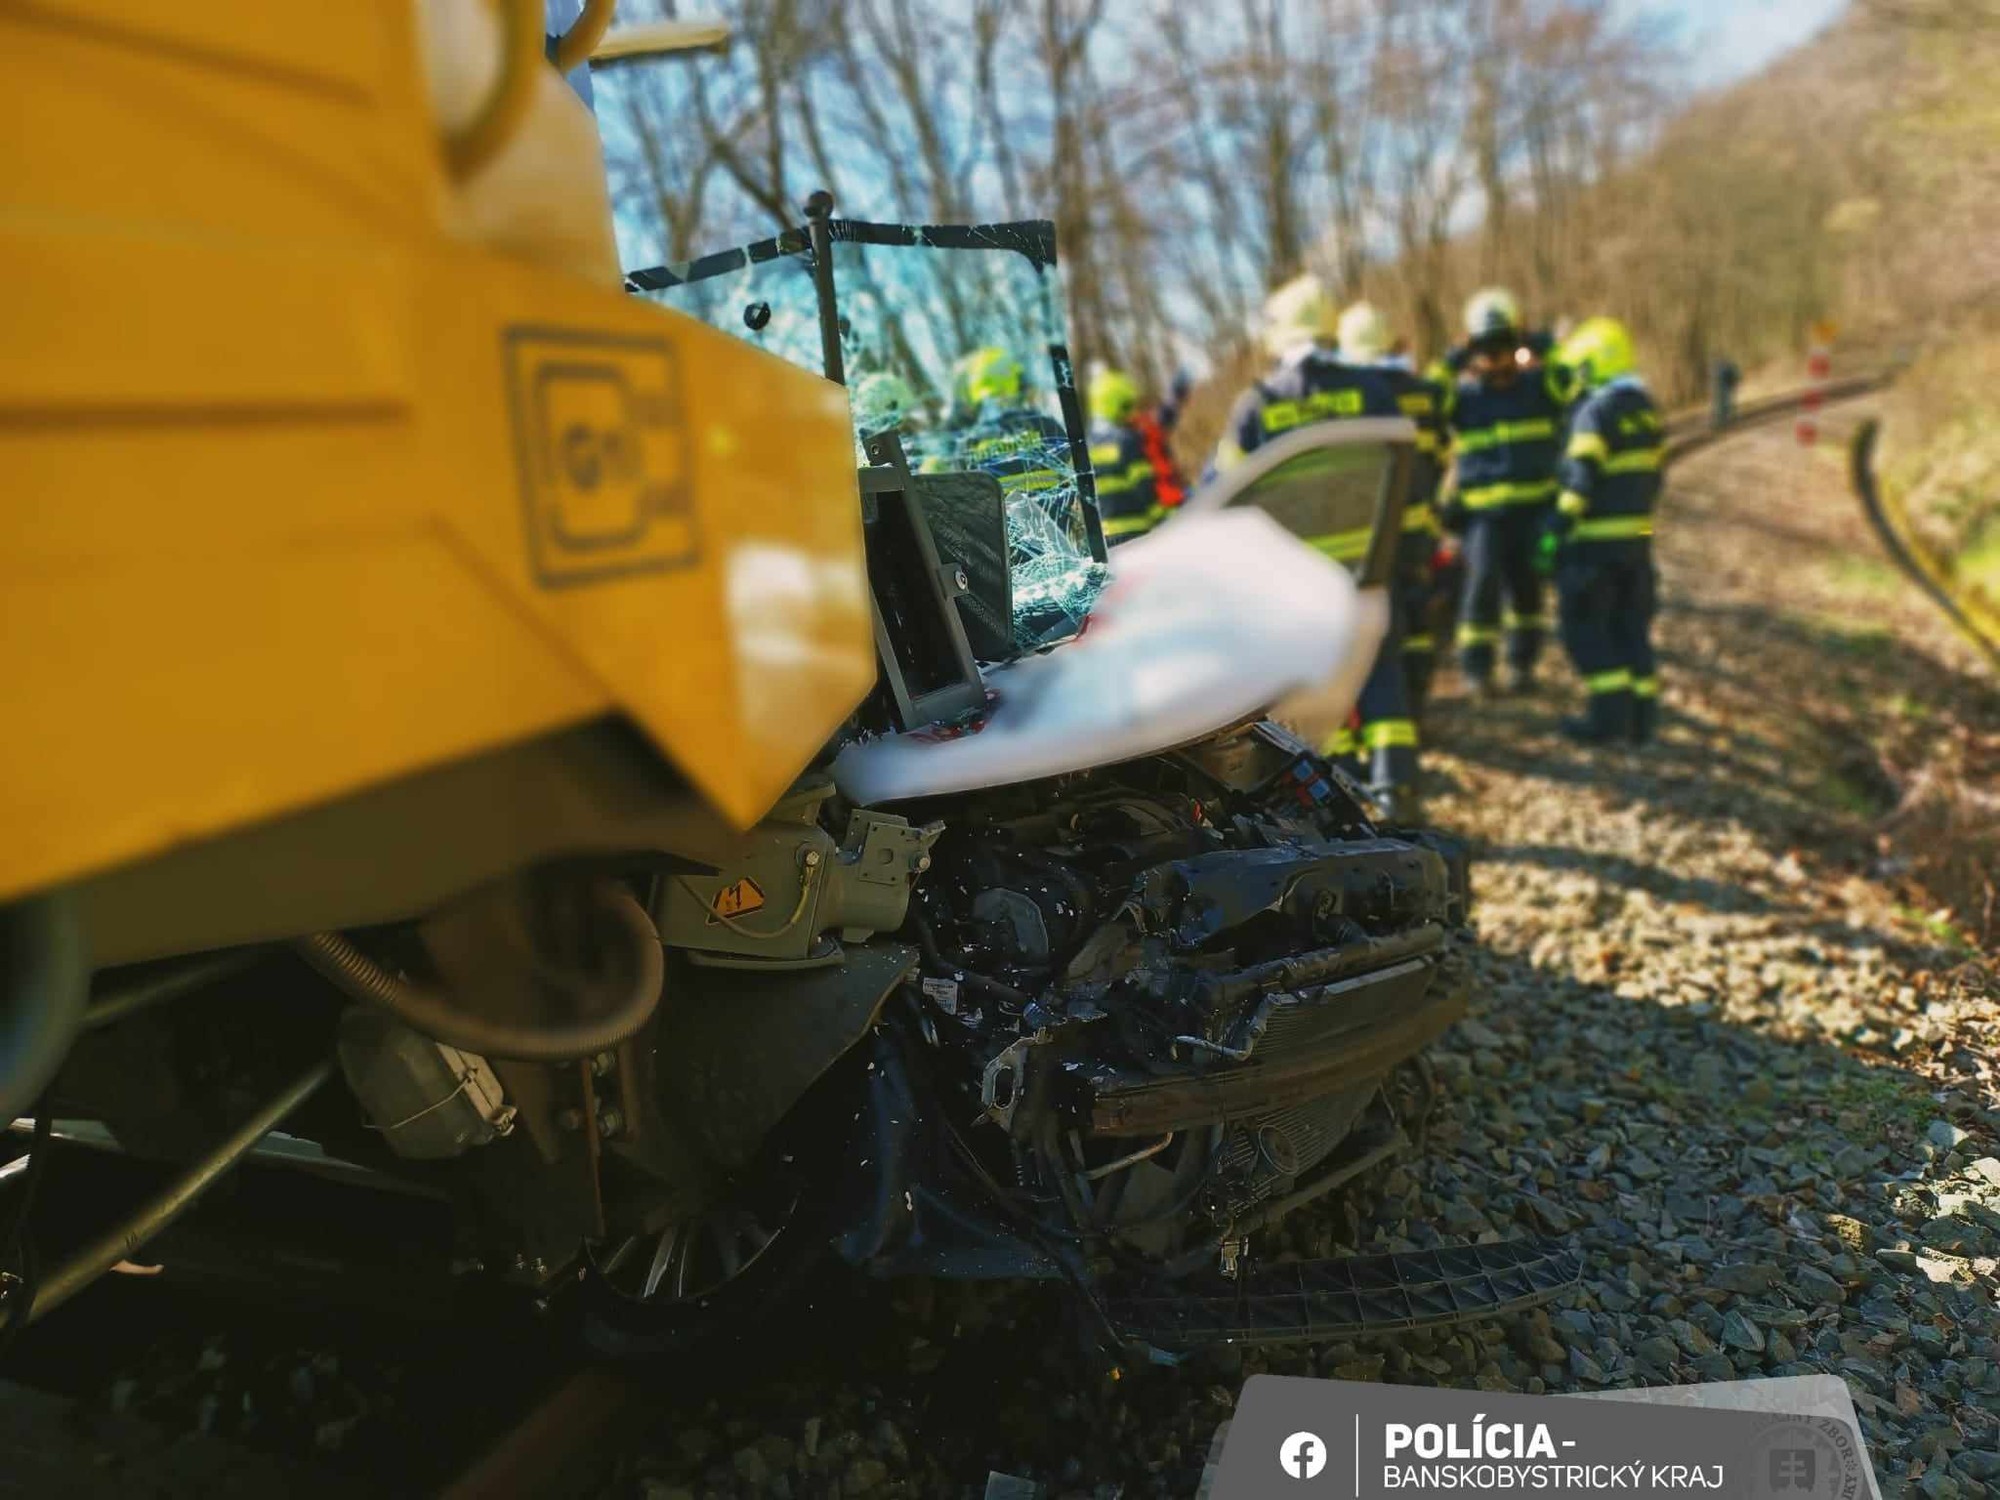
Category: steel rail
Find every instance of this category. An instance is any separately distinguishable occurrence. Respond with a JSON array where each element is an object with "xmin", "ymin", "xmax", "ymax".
[{"xmin": 1662, "ymin": 371, "xmax": 1893, "ymax": 467}]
